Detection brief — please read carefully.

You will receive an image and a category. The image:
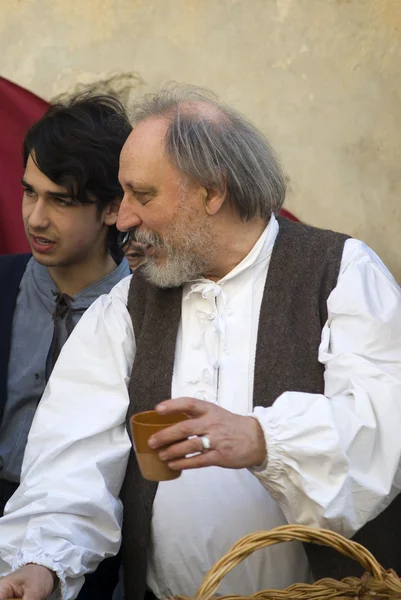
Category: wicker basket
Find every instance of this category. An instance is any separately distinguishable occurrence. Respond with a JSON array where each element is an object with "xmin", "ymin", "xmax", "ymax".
[{"xmin": 173, "ymin": 524, "xmax": 401, "ymax": 600}]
